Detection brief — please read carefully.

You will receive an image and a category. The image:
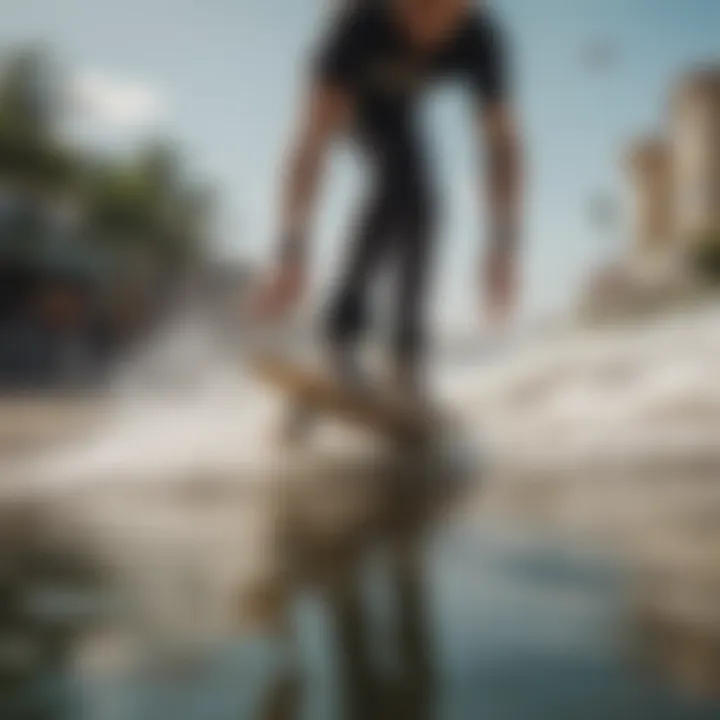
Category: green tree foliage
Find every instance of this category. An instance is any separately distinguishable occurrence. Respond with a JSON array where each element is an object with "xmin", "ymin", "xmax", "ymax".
[
  {"xmin": 0, "ymin": 45, "xmax": 74, "ymax": 189},
  {"xmin": 0, "ymin": 45, "xmax": 214, "ymax": 274},
  {"xmin": 0, "ymin": 45, "xmax": 57, "ymax": 139}
]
